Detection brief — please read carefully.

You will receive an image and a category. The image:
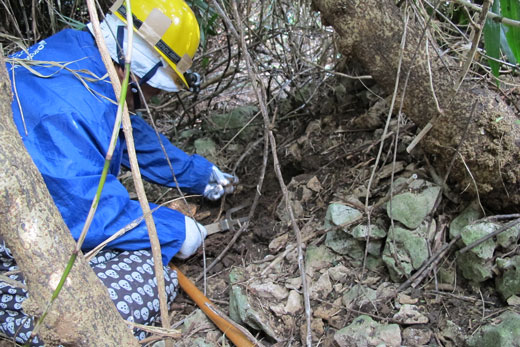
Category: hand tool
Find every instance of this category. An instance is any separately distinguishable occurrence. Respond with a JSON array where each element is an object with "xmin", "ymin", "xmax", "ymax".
[
  {"xmin": 171, "ymin": 265, "xmax": 263, "ymax": 347},
  {"xmin": 204, "ymin": 204, "xmax": 249, "ymax": 235}
]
